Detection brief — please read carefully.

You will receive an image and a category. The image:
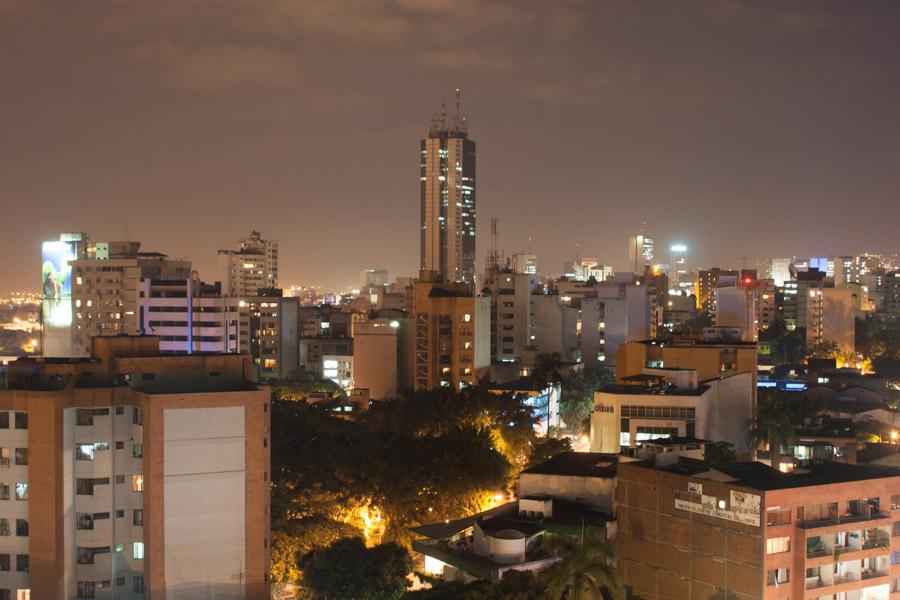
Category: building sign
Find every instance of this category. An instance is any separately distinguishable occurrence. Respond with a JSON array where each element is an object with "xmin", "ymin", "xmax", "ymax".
[
  {"xmin": 688, "ymin": 482, "xmax": 702, "ymax": 495},
  {"xmin": 596, "ymin": 404, "xmax": 614, "ymax": 414},
  {"xmin": 42, "ymin": 240, "xmax": 76, "ymax": 327},
  {"xmin": 674, "ymin": 489, "xmax": 761, "ymax": 527}
]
